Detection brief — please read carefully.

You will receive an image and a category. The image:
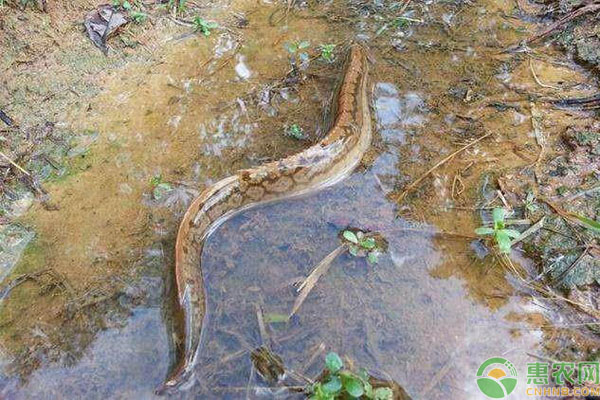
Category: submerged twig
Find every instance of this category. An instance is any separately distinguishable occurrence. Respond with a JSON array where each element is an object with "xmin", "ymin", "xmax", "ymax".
[
  {"xmin": 529, "ymin": 58, "xmax": 562, "ymax": 90},
  {"xmin": 530, "ymin": 102, "xmax": 546, "ymax": 183},
  {"xmin": 396, "ymin": 132, "xmax": 493, "ymax": 202},
  {"xmin": 290, "ymin": 245, "xmax": 346, "ymax": 317}
]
